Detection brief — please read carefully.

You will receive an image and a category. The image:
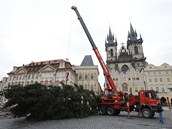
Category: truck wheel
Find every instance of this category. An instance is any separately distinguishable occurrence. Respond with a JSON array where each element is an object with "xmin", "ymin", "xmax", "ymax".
[
  {"xmin": 114, "ymin": 109, "xmax": 120, "ymax": 115},
  {"xmin": 99, "ymin": 107, "xmax": 106, "ymax": 115},
  {"xmin": 141, "ymin": 108, "xmax": 152, "ymax": 118},
  {"xmin": 107, "ymin": 107, "xmax": 114, "ymax": 115}
]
